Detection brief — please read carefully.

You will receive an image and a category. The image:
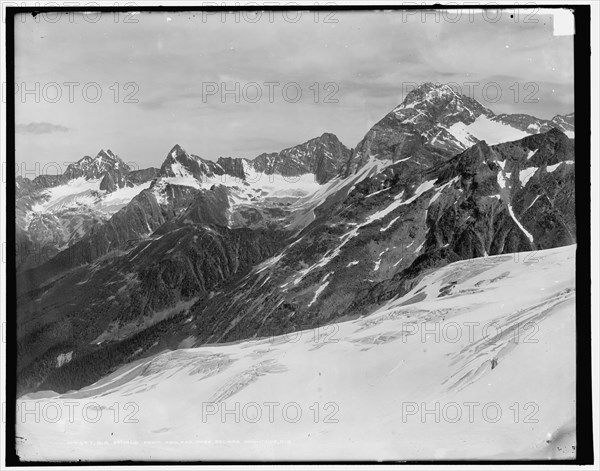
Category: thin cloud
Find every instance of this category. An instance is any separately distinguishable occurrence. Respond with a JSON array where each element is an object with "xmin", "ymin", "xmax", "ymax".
[{"xmin": 16, "ymin": 122, "xmax": 70, "ymax": 134}]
